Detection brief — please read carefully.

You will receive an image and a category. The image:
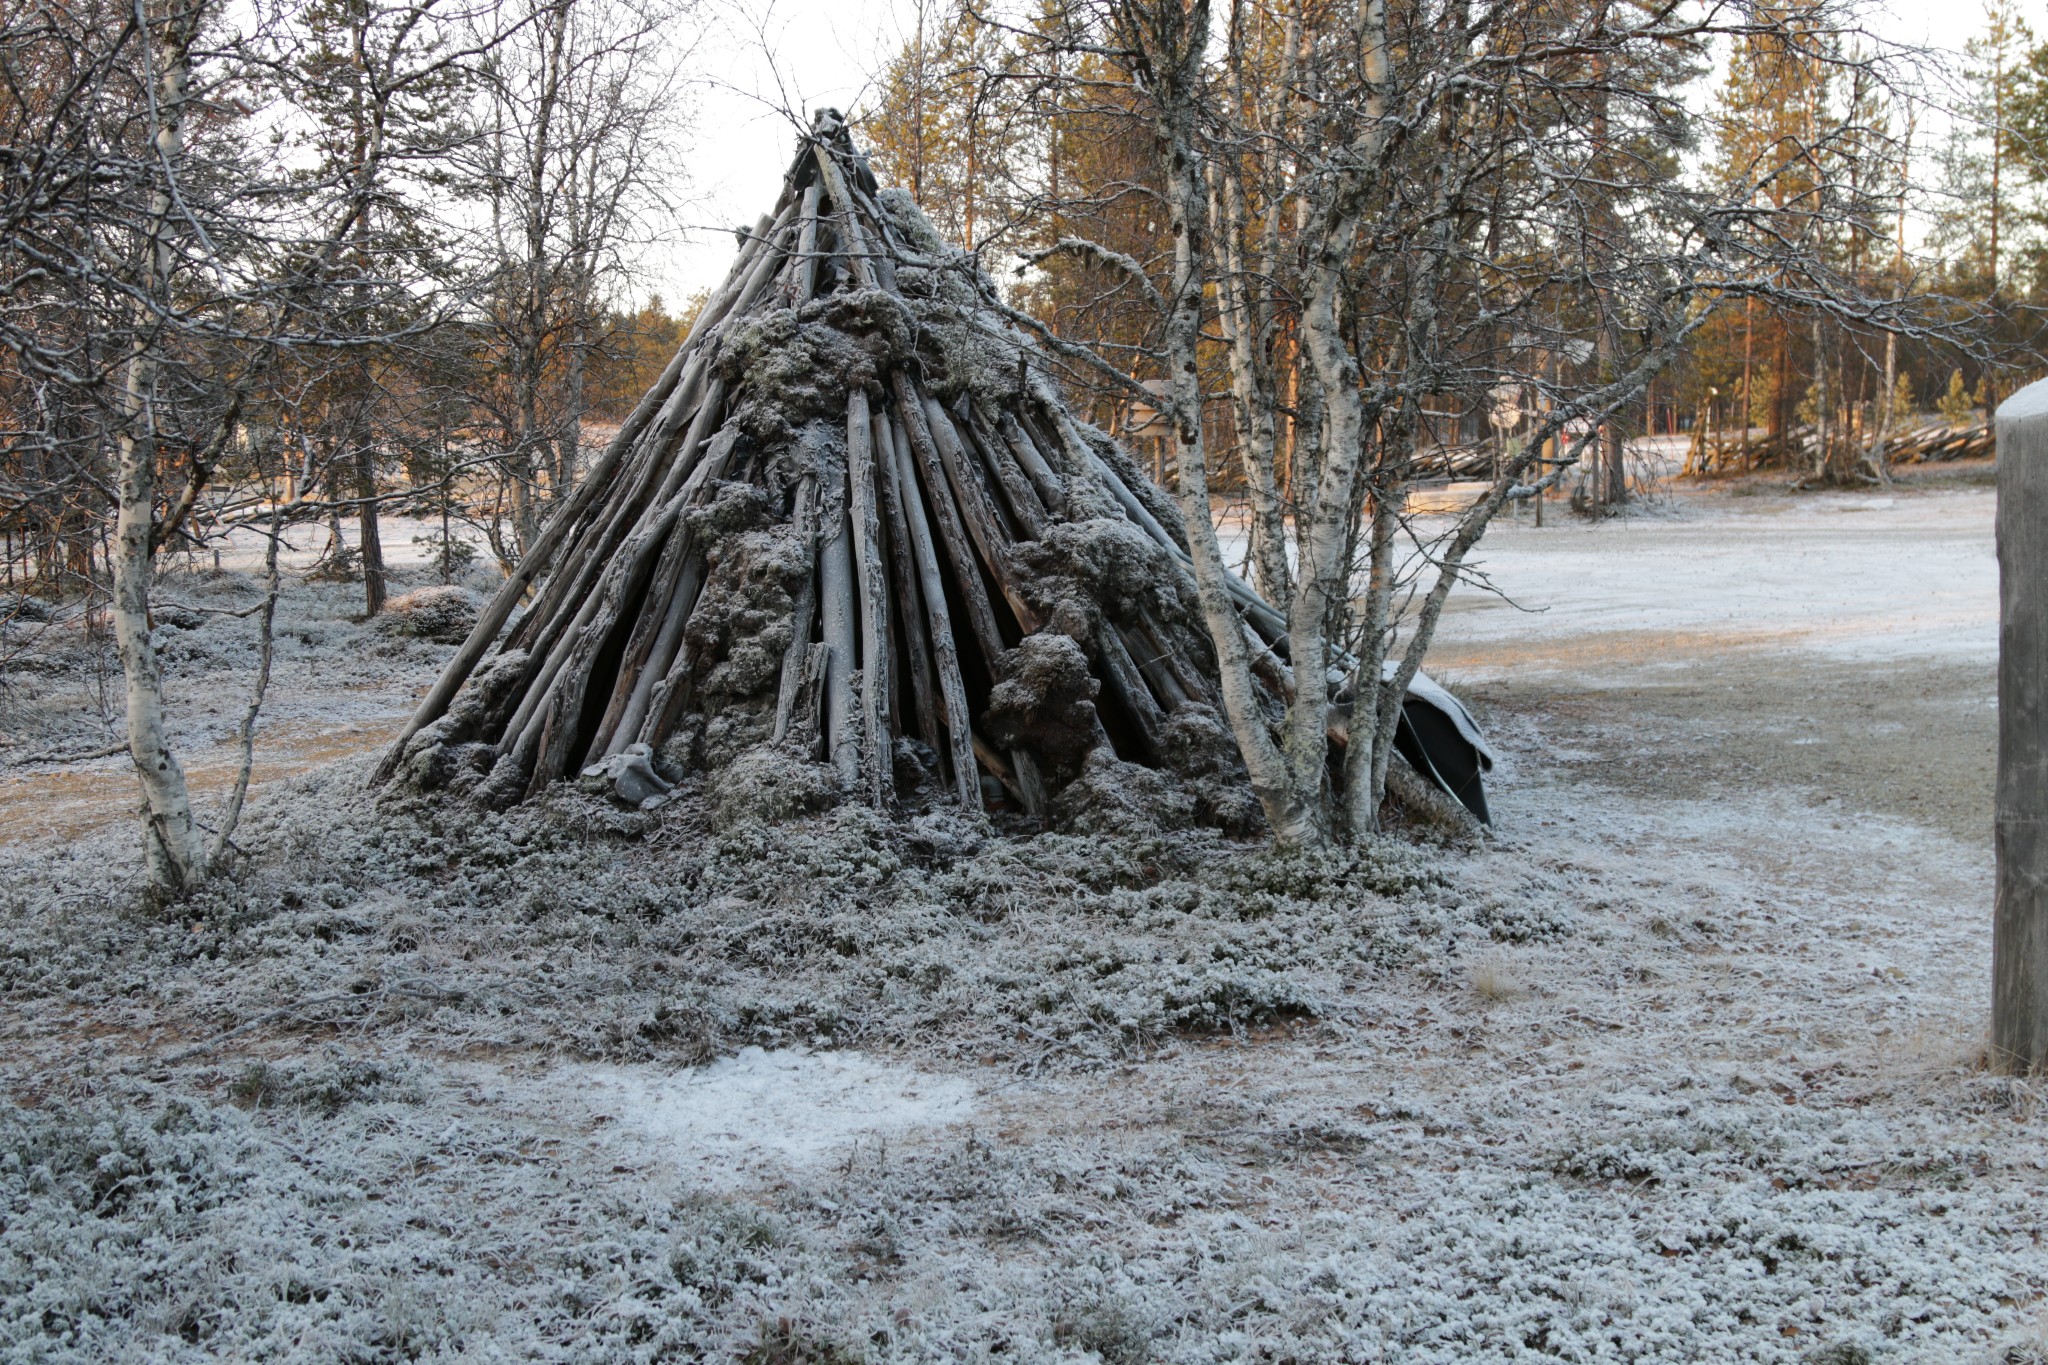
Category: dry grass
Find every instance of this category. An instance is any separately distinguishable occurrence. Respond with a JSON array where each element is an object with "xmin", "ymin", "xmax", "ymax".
[{"xmin": 1467, "ymin": 955, "xmax": 1522, "ymax": 1005}]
